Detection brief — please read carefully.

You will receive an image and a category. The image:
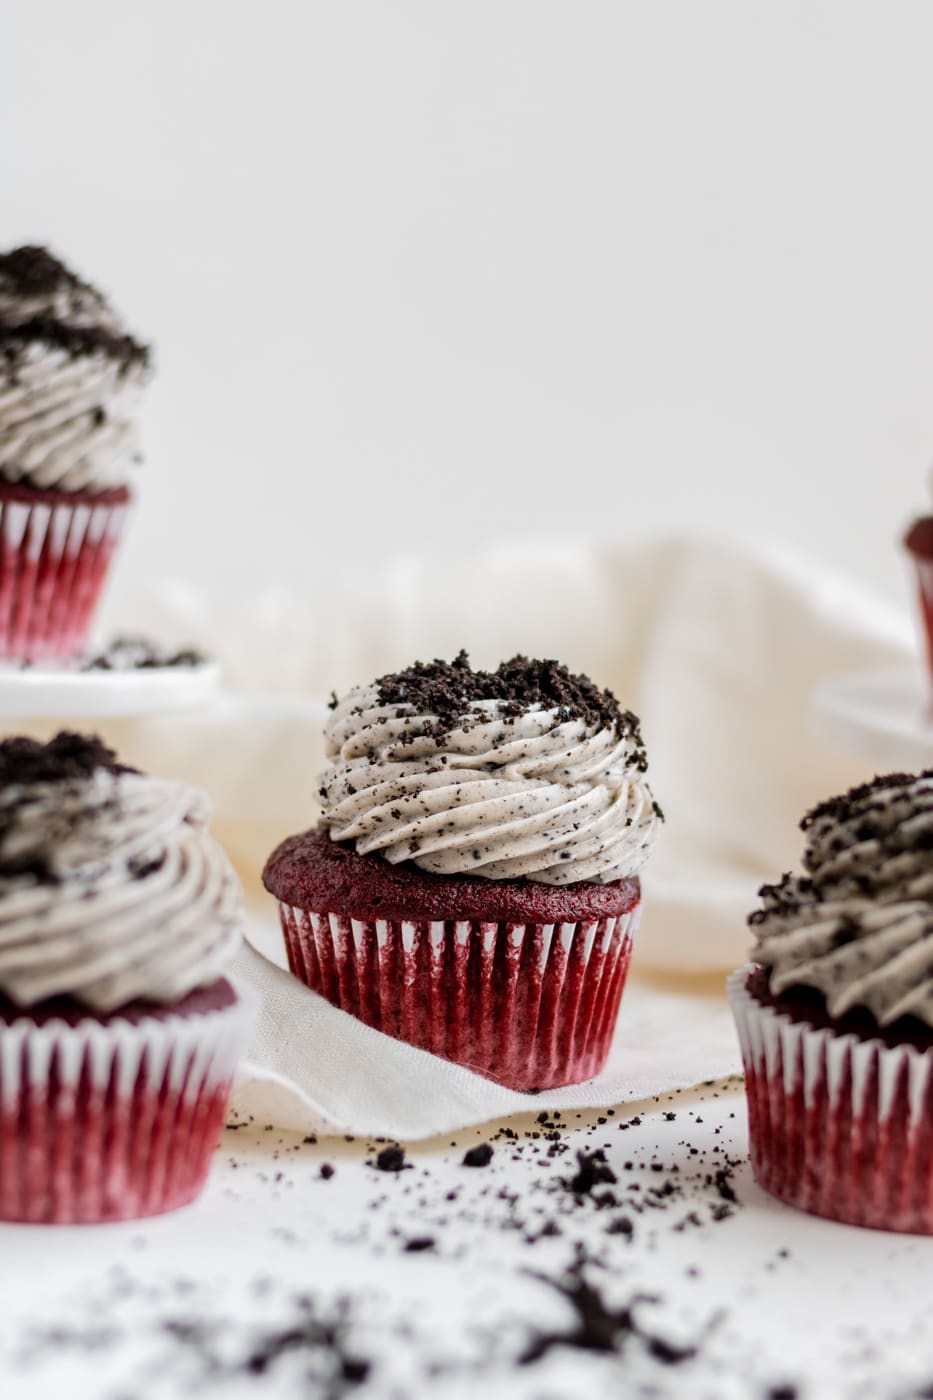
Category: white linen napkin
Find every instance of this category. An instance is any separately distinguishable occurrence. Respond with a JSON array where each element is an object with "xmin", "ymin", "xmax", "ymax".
[
  {"xmin": 231, "ymin": 919, "xmax": 741, "ymax": 1139},
  {"xmin": 21, "ymin": 535, "xmax": 915, "ymax": 1137}
]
